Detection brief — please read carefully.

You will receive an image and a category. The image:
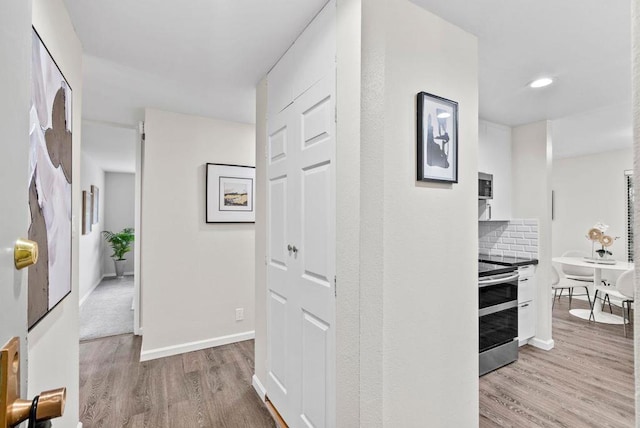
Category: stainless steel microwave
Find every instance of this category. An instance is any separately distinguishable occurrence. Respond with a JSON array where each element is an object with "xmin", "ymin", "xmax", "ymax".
[{"xmin": 478, "ymin": 172, "xmax": 493, "ymax": 199}]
